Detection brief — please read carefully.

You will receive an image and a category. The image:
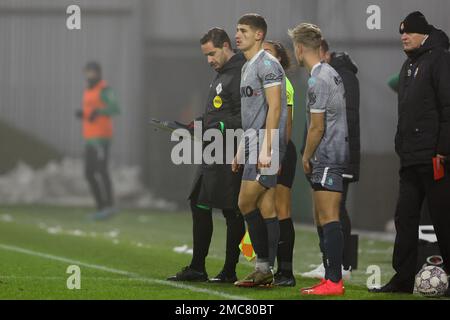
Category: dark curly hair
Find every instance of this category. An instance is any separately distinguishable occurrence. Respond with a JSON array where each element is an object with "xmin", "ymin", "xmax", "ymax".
[{"xmin": 264, "ymin": 40, "xmax": 291, "ymax": 71}]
